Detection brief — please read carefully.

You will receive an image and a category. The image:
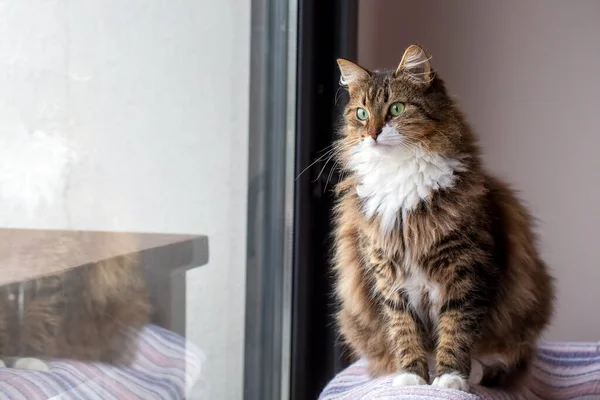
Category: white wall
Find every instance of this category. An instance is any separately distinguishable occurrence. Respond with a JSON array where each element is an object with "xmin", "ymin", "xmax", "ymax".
[
  {"xmin": 359, "ymin": 0, "xmax": 600, "ymax": 341},
  {"xmin": 0, "ymin": 1, "xmax": 250, "ymax": 398}
]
